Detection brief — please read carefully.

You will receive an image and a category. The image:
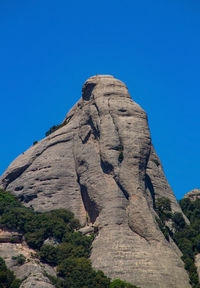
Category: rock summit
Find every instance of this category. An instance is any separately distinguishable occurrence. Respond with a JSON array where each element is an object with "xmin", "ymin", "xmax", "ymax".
[{"xmin": 0, "ymin": 75, "xmax": 191, "ymax": 288}]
